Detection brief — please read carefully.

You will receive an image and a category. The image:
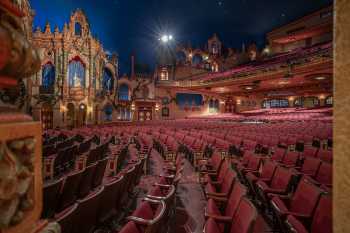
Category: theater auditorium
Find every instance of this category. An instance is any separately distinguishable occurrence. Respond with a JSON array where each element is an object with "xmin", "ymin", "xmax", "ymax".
[{"xmin": 0, "ymin": 1, "xmax": 346, "ymax": 233}]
